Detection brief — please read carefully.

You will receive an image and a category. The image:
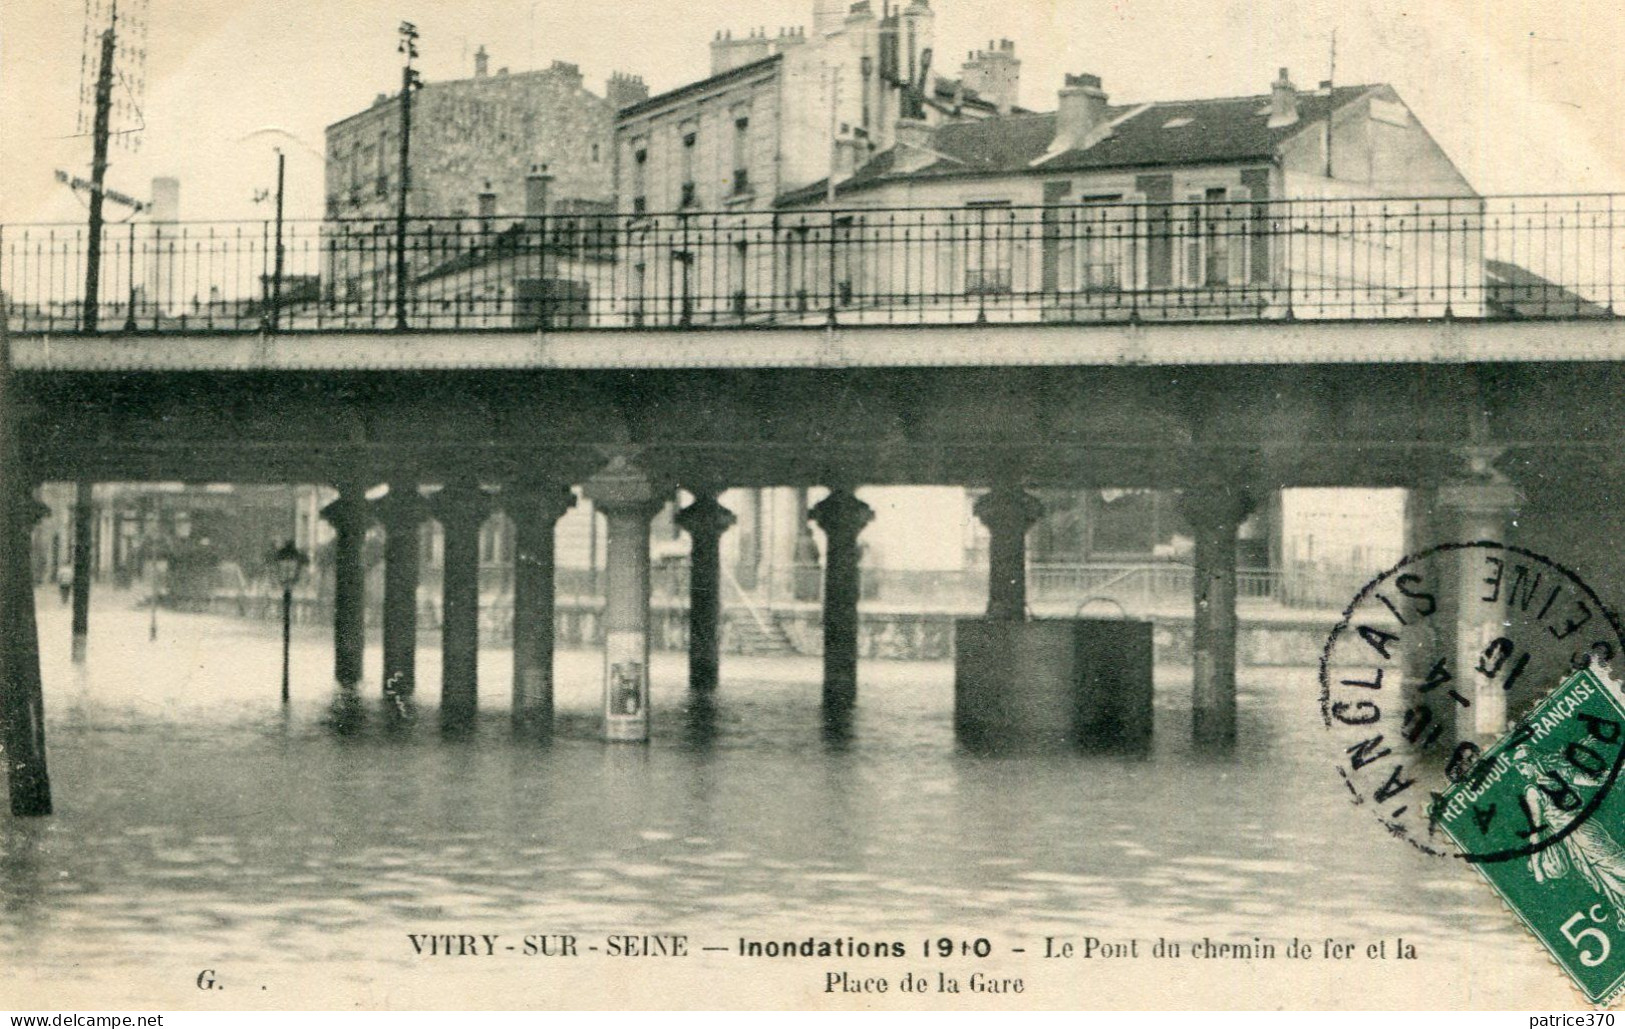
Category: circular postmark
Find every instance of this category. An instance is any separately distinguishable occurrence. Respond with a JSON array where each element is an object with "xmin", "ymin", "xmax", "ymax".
[{"xmin": 1320, "ymin": 541, "xmax": 1625, "ymax": 861}]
